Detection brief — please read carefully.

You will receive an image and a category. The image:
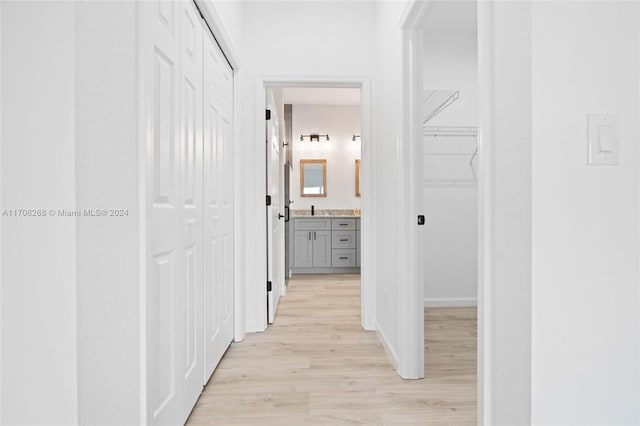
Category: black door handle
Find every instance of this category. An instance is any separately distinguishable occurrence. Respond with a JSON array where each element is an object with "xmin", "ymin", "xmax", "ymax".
[
  {"xmin": 284, "ymin": 206, "xmax": 290, "ymax": 222},
  {"xmin": 278, "ymin": 213, "xmax": 285, "ymax": 220}
]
